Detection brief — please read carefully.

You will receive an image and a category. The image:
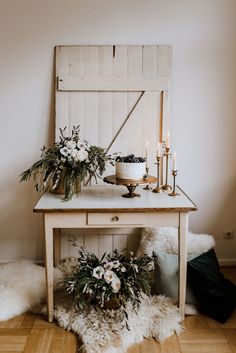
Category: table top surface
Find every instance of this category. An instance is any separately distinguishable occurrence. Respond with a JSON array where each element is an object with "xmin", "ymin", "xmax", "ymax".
[{"xmin": 34, "ymin": 185, "xmax": 197, "ymax": 213}]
